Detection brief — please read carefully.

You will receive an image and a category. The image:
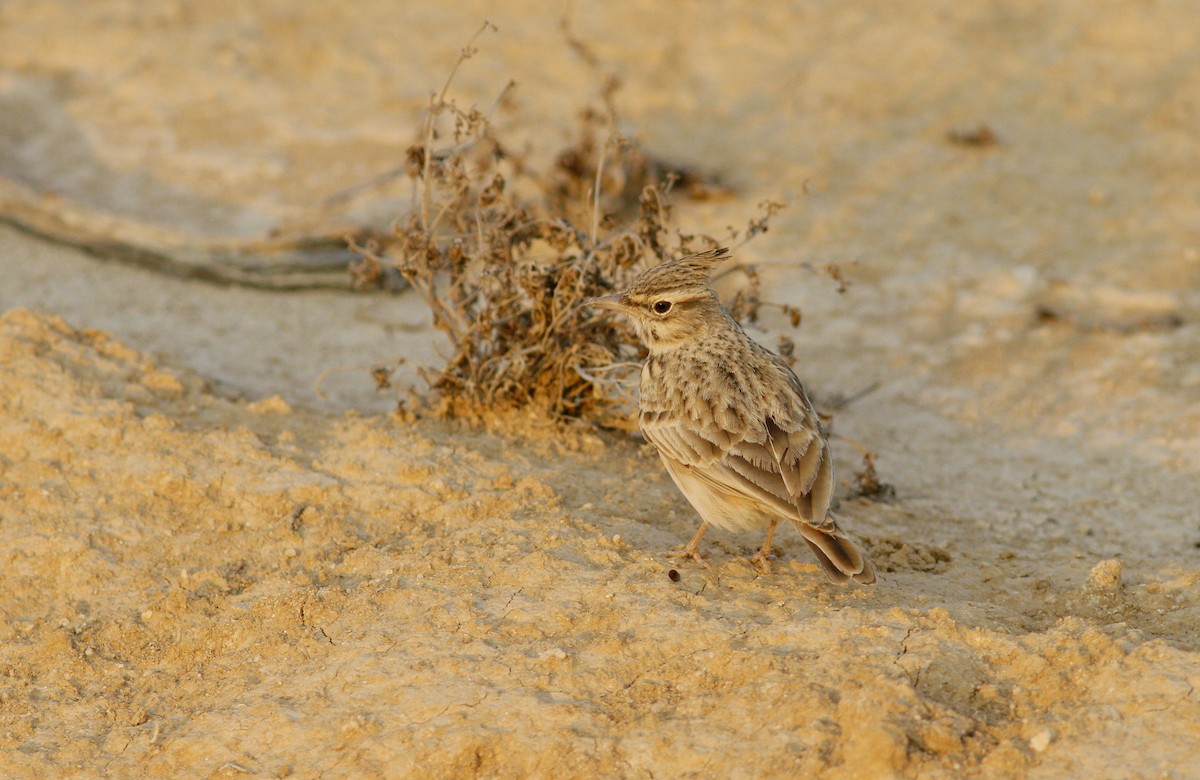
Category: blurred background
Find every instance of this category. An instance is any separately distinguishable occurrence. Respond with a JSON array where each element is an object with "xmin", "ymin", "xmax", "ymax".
[{"xmin": 0, "ymin": 0, "xmax": 1196, "ymax": 427}]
